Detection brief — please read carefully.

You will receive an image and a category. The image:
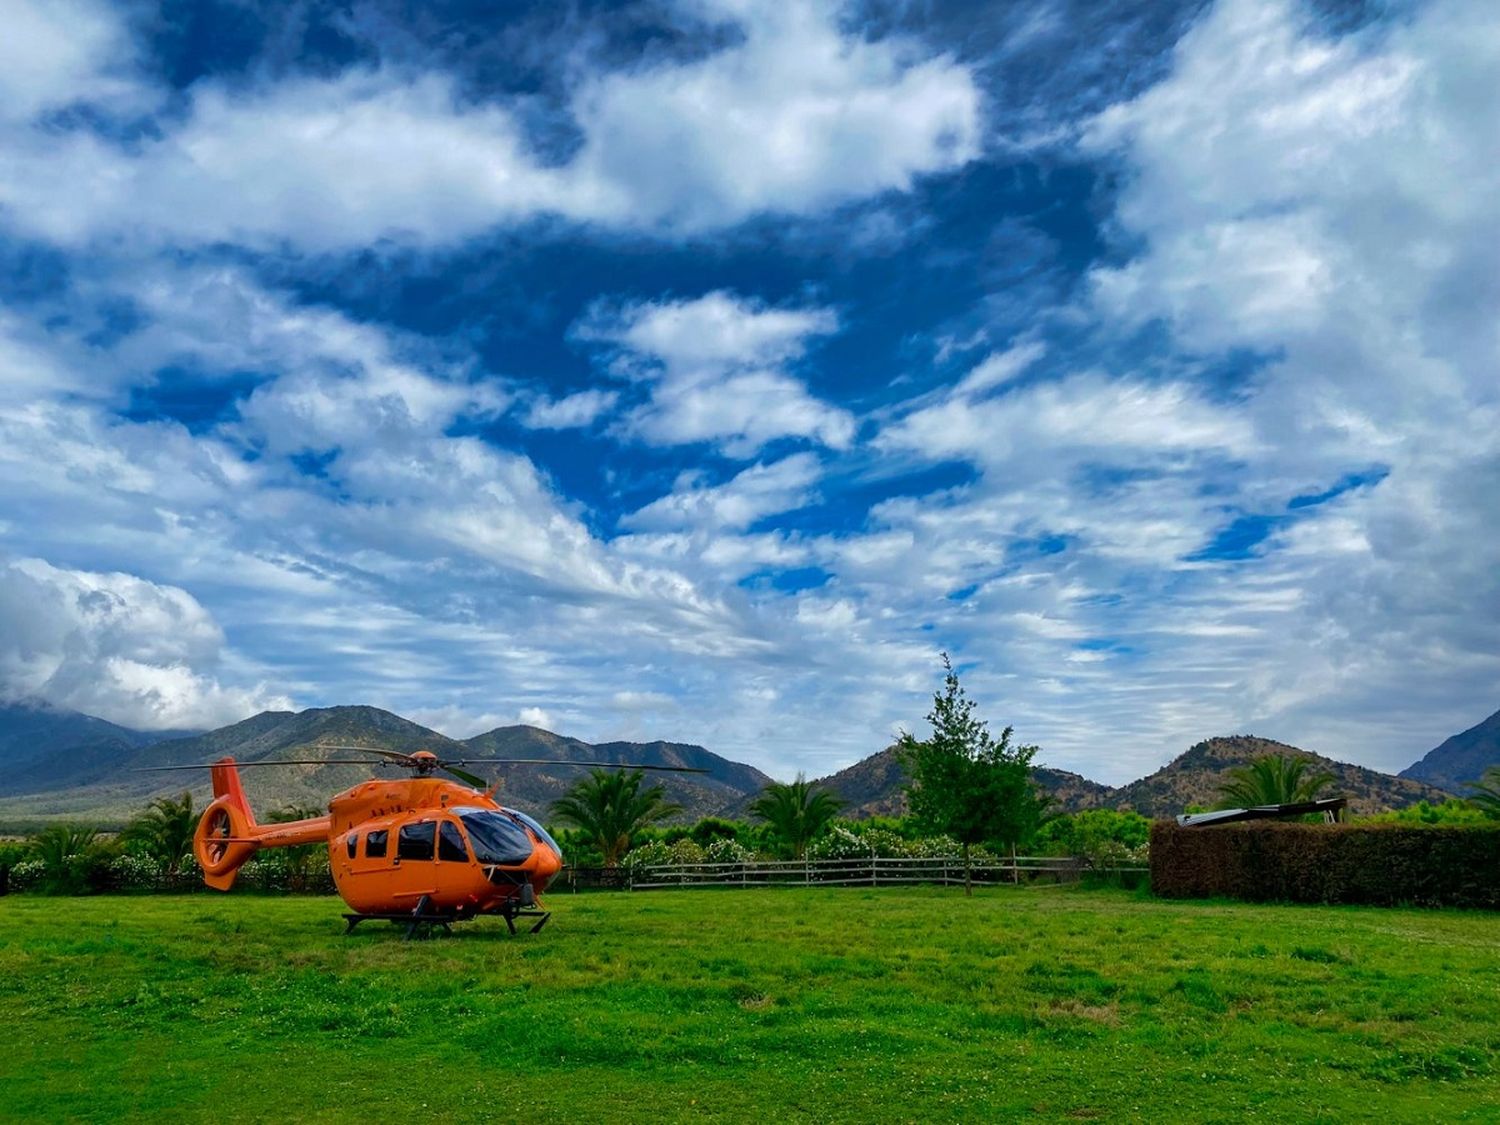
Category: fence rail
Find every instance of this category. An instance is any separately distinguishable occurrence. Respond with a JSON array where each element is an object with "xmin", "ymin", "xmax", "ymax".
[{"xmin": 564, "ymin": 855, "xmax": 1145, "ymax": 891}]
